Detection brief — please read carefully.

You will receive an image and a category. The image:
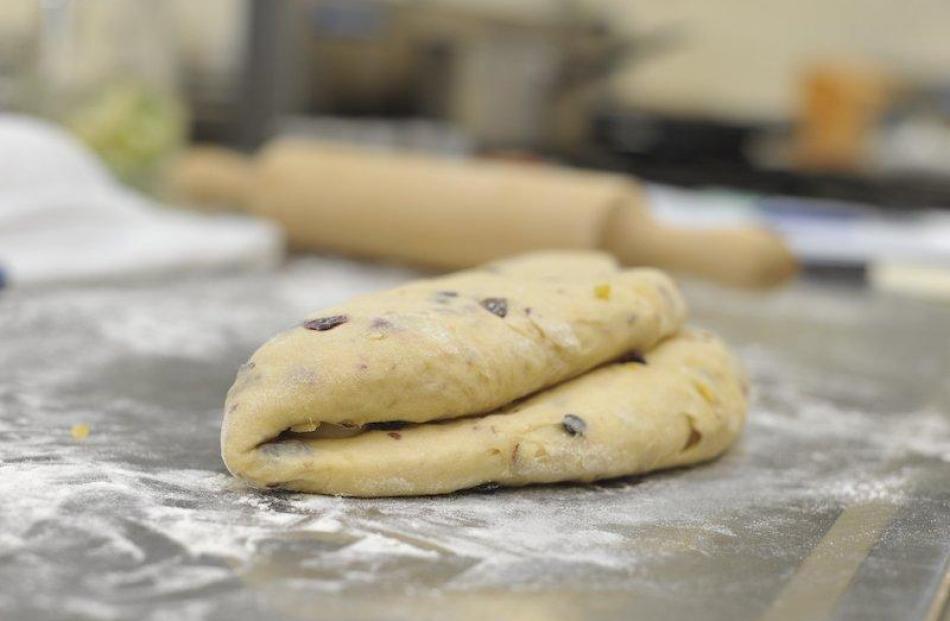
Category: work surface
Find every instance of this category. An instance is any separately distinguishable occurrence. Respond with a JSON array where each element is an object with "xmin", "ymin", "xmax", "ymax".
[{"xmin": 2, "ymin": 258, "xmax": 948, "ymax": 621}]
